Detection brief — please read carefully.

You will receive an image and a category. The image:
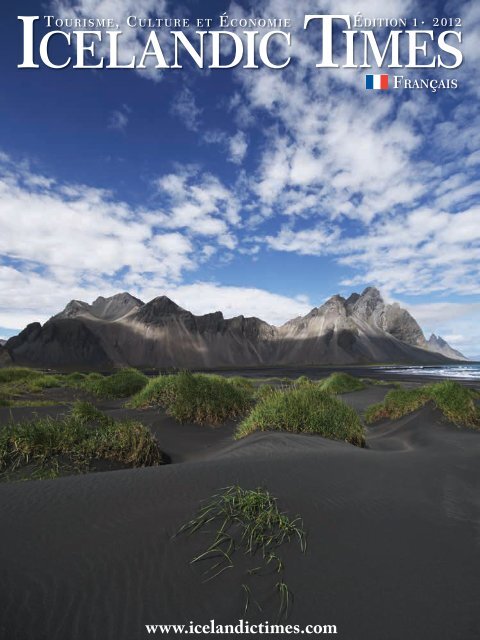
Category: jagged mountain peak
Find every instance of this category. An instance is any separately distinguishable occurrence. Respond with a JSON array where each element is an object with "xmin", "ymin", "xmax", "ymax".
[
  {"xmin": 345, "ymin": 292, "xmax": 360, "ymax": 307},
  {"xmin": 144, "ymin": 296, "xmax": 186, "ymax": 313},
  {"xmin": 6, "ymin": 287, "xmax": 467, "ymax": 368},
  {"xmin": 90, "ymin": 292, "xmax": 144, "ymax": 321},
  {"xmin": 427, "ymin": 333, "xmax": 468, "ymax": 360},
  {"xmin": 55, "ymin": 292, "xmax": 143, "ymax": 322},
  {"xmin": 360, "ymin": 286, "xmax": 382, "ymax": 298},
  {"xmin": 351, "ymin": 287, "xmax": 385, "ymax": 319},
  {"xmin": 132, "ymin": 296, "xmax": 192, "ymax": 325},
  {"xmin": 305, "ymin": 294, "xmax": 346, "ymax": 319},
  {"xmin": 308, "ymin": 288, "xmax": 385, "ymax": 318},
  {"xmin": 91, "ymin": 292, "xmax": 144, "ymax": 307},
  {"xmin": 54, "ymin": 300, "xmax": 90, "ymax": 319}
]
